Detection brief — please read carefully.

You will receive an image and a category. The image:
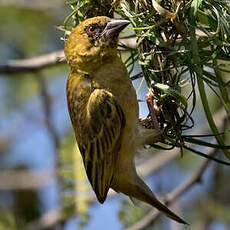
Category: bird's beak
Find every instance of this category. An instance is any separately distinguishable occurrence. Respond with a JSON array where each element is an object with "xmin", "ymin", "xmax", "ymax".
[{"xmin": 102, "ymin": 18, "xmax": 130, "ymax": 41}]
